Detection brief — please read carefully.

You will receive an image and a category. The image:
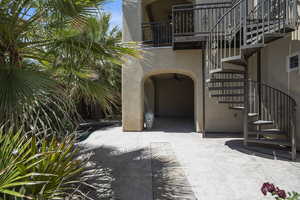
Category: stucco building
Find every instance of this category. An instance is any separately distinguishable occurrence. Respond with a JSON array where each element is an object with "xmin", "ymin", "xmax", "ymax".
[{"xmin": 122, "ymin": 0, "xmax": 300, "ymax": 160}]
